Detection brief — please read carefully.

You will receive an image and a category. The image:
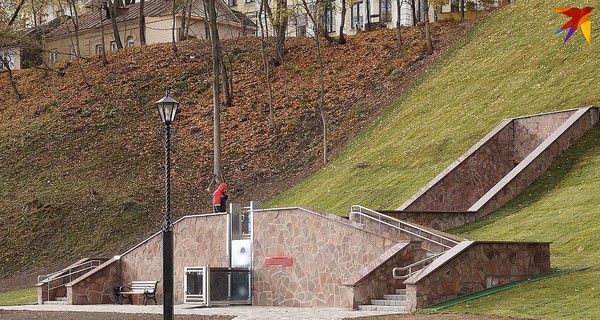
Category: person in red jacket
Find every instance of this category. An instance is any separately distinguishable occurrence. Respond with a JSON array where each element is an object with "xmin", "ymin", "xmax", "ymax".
[{"xmin": 213, "ymin": 182, "xmax": 228, "ymax": 213}]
